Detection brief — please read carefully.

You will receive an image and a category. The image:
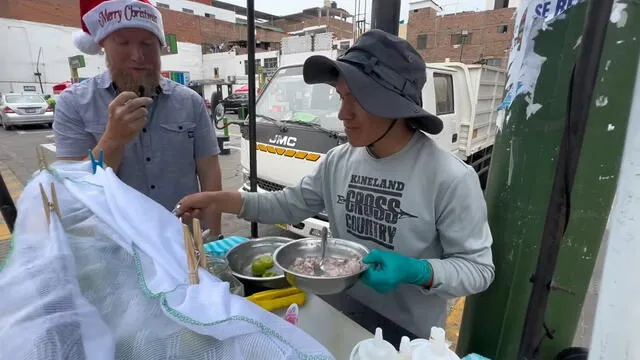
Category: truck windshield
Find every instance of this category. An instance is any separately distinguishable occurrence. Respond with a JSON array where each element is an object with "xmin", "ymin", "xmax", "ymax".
[{"xmin": 256, "ymin": 65, "xmax": 344, "ymax": 133}]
